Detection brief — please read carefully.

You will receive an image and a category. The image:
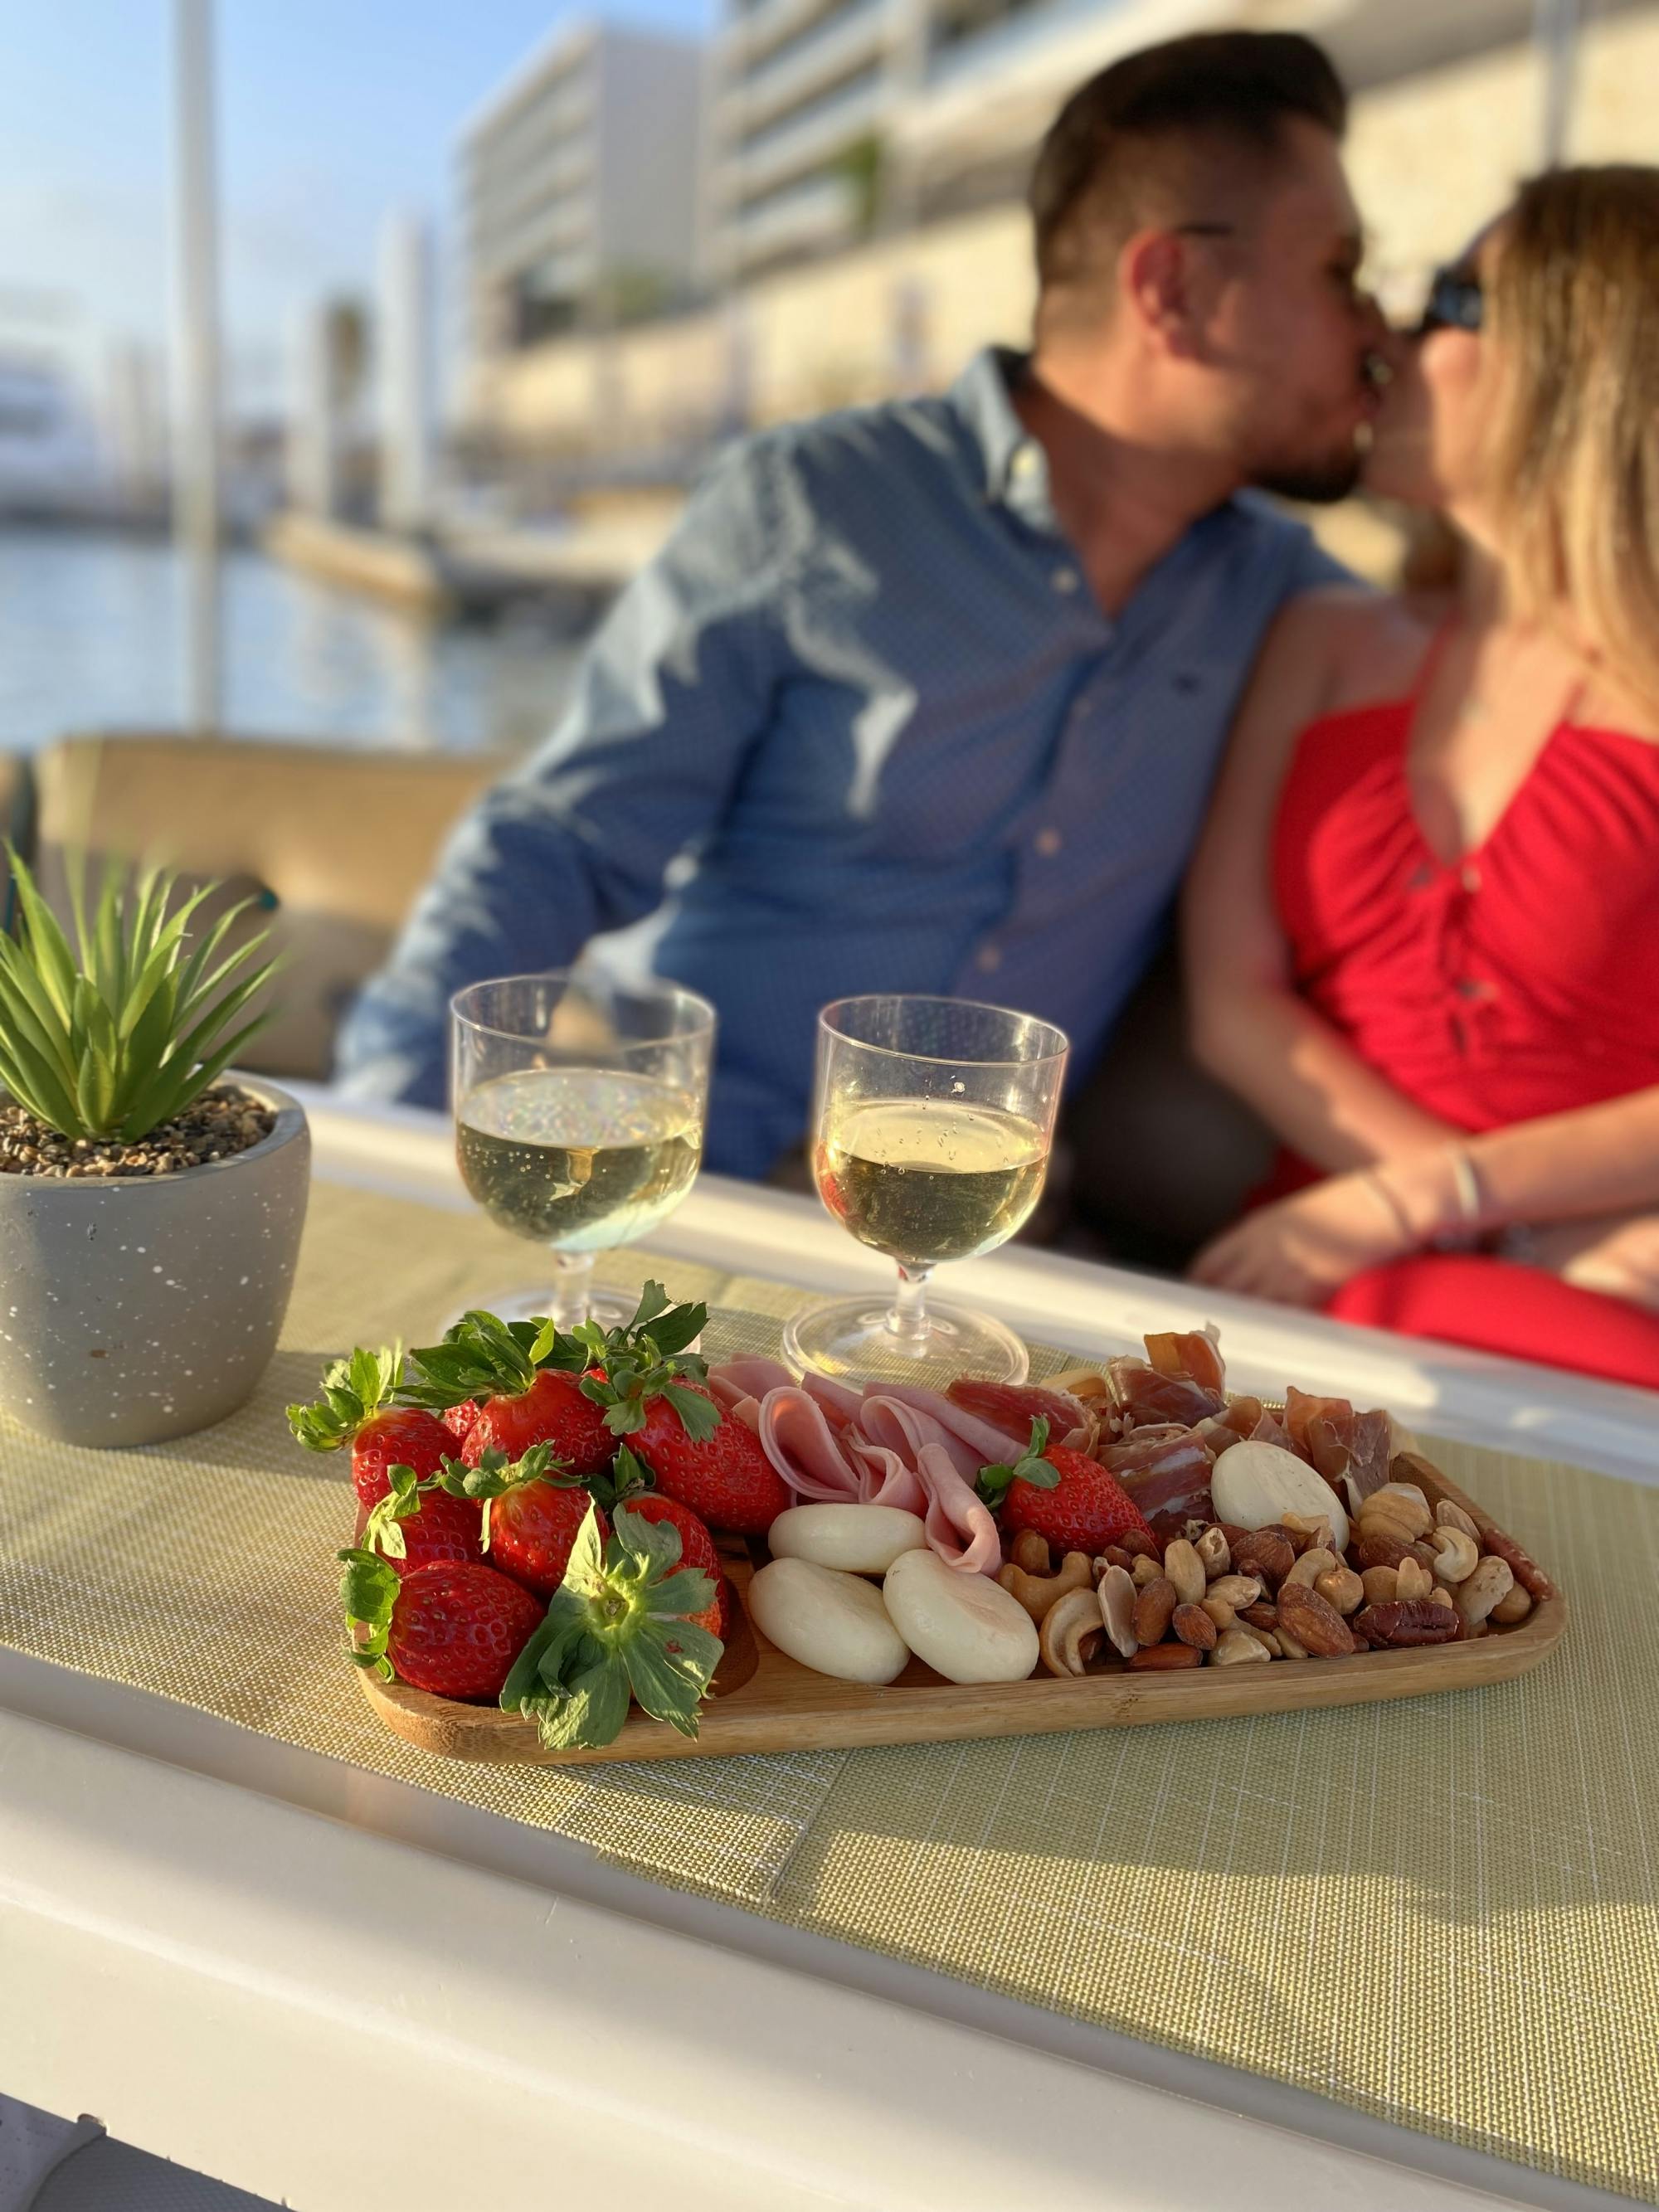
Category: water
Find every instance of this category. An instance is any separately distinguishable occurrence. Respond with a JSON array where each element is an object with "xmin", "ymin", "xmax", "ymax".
[{"xmin": 0, "ymin": 527, "xmax": 585, "ymax": 756}]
